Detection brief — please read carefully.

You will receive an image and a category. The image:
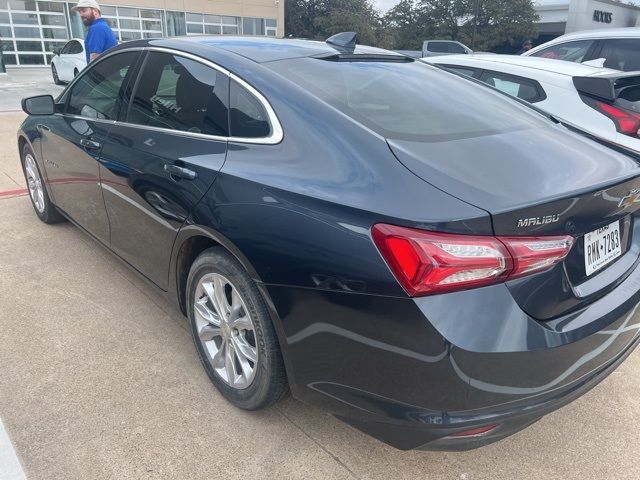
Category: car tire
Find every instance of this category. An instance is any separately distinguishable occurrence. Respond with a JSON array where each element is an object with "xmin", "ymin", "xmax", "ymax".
[
  {"xmin": 21, "ymin": 144, "xmax": 65, "ymax": 224},
  {"xmin": 186, "ymin": 247, "xmax": 288, "ymax": 410},
  {"xmin": 51, "ymin": 64, "xmax": 62, "ymax": 85}
]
